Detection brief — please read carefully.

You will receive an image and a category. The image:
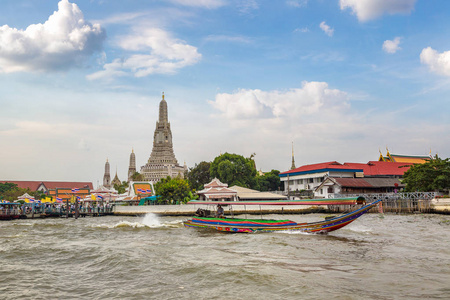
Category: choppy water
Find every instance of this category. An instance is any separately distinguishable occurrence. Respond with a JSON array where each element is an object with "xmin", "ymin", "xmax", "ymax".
[{"xmin": 1, "ymin": 213, "xmax": 449, "ymax": 299}]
